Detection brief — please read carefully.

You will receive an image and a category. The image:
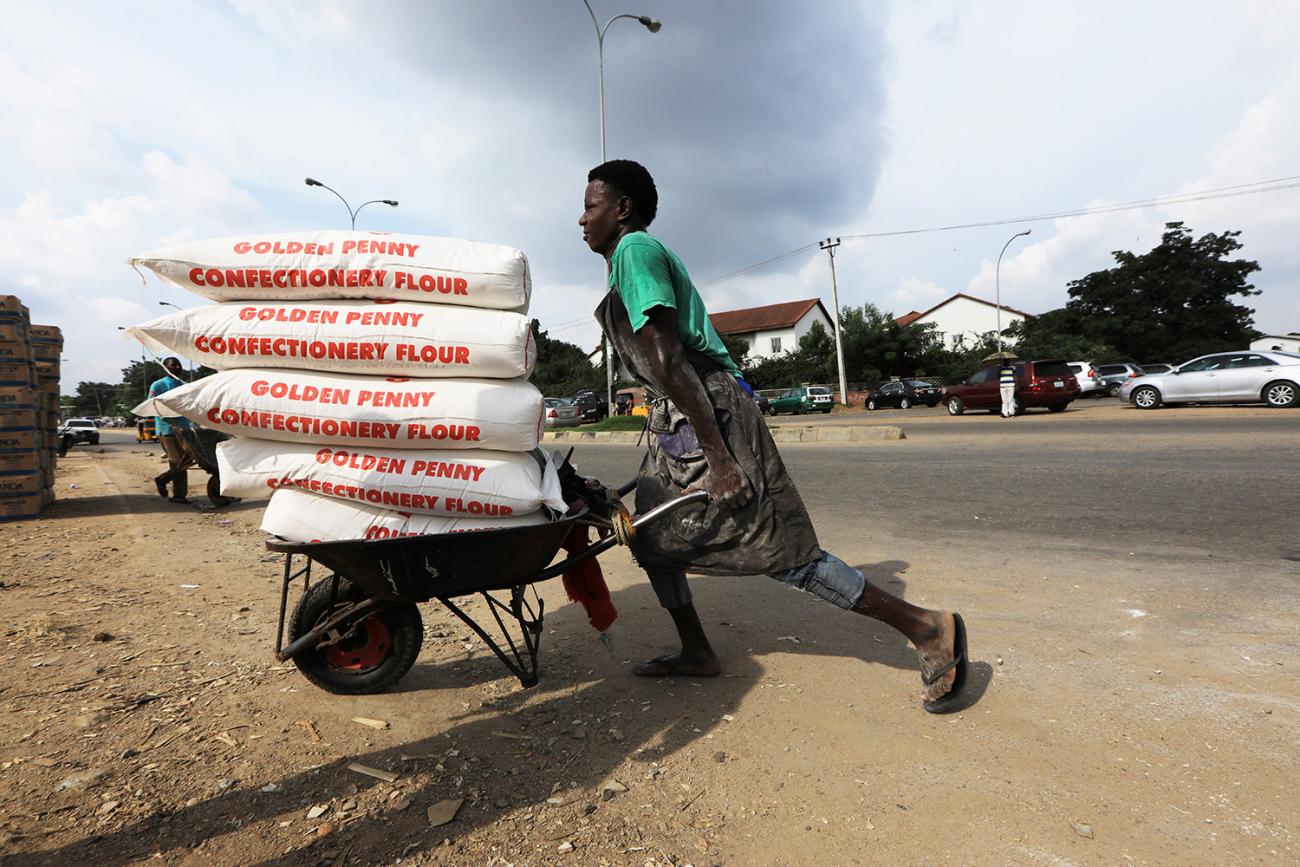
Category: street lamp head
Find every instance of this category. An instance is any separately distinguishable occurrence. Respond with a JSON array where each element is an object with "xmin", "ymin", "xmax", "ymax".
[
  {"xmin": 1017, "ymin": 228, "xmax": 1032, "ymax": 237},
  {"xmin": 382, "ymin": 200, "xmax": 399, "ymax": 207},
  {"xmin": 638, "ymin": 16, "xmax": 662, "ymax": 33},
  {"xmin": 304, "ymin": 177, "xmax": 322, "ymax": 187}
]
